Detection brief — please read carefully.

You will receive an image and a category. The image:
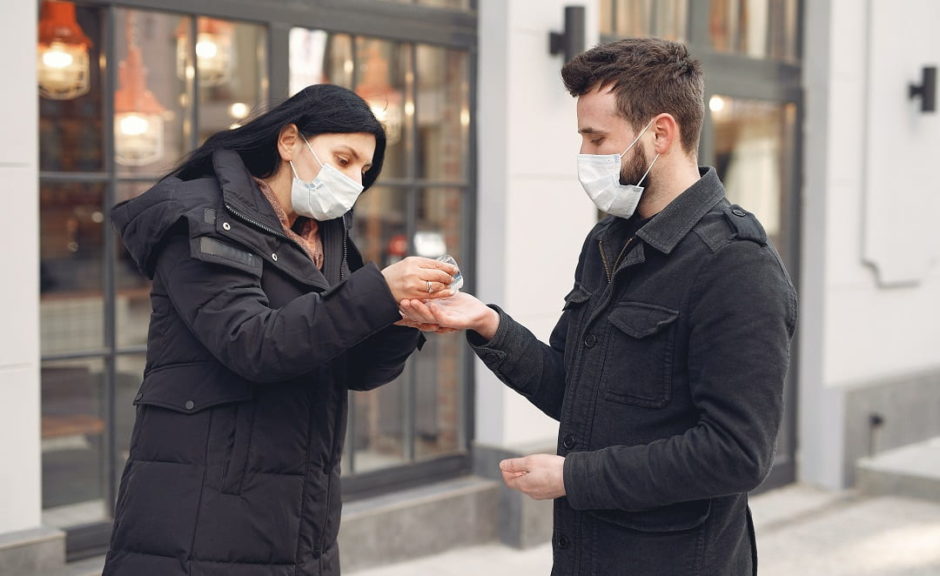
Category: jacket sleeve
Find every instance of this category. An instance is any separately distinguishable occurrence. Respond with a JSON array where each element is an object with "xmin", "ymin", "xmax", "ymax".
[
  {"xmin": 564, "ymin": 240, "xmax": 798, "ymax": 511},
  {"xmin": 155, "ymin": 231, "xmax": 403, "ymax": 384},
  {"xmin": 466, "ymin": 306, "xmax": 569, "ymax": 421},
  {"xmin": 465, "ymin": 236, "xmax": 591, "ymax": 421},
  {"xmin": 345, "ymin": 325, "xmax": 425, "ymax": 391}
]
